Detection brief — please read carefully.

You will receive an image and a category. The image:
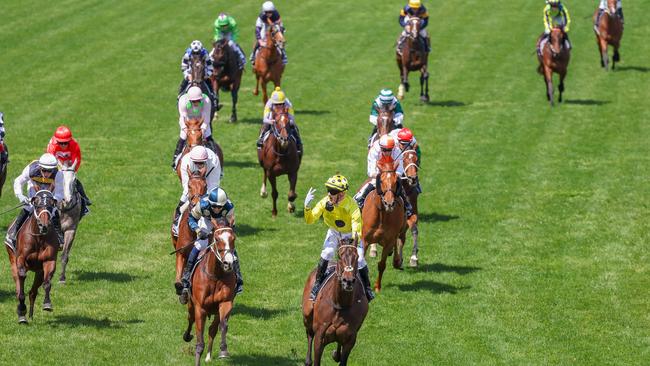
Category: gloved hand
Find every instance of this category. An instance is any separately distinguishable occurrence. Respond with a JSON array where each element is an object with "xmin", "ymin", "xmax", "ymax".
[
  {"xmin": 195, "ymin": 229, "xmax": 208, "ymax": 240},
  {"xmin": 304, "ymin": 187, "xmax": 316, "ymax": 208},
  {"xmin": 17, "ymin": 194, "xmax": 29, "ymax": 205}
]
